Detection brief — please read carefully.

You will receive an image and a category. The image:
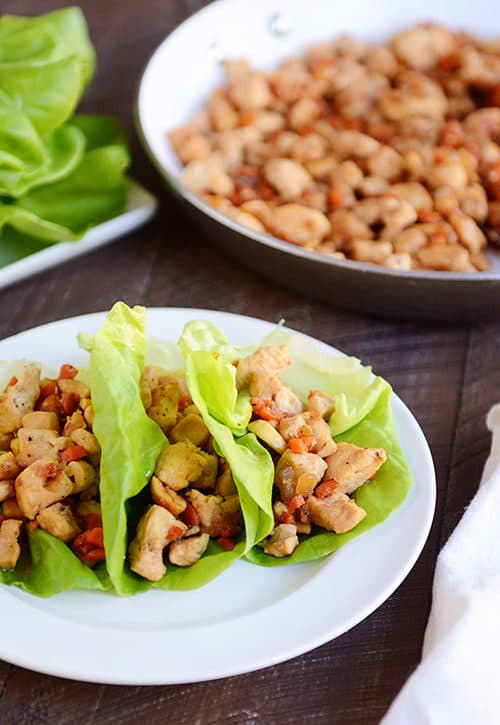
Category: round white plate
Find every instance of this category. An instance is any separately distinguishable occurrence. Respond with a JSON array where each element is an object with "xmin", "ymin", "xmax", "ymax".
[{"xmin": 0, "ymin": 308, "xmax": 435, "ymax": 684}]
